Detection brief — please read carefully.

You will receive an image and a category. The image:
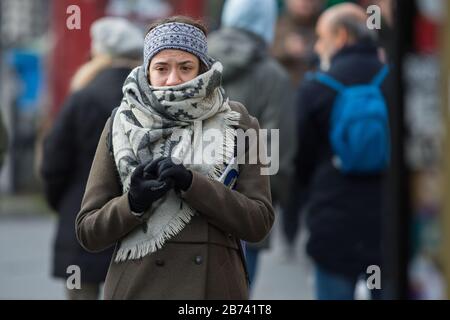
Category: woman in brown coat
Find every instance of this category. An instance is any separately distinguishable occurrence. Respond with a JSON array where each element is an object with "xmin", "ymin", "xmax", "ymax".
[{"xmin": 75, "ymin": 16, "xmax": 274, "ymax": 300}]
